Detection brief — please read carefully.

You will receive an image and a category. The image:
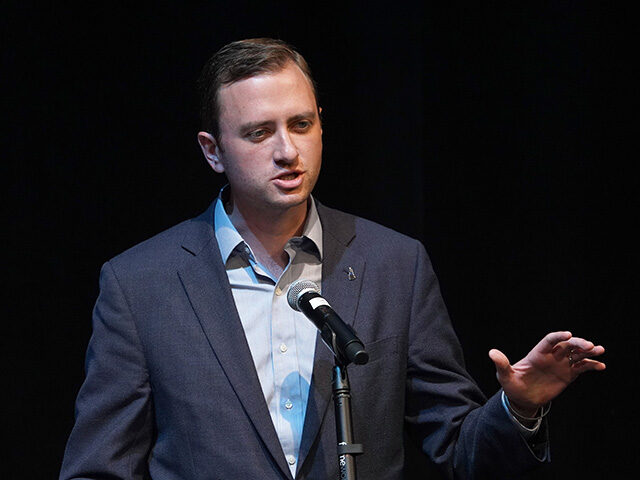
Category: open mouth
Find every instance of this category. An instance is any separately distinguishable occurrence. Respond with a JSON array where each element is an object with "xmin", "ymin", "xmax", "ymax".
[
  {"xmin": 273, "ymin": 171, "xmax": 304, "ymax": 189},
  {"xmin": 278, "ymin": 172, "xmax": 299, "ymax": 180}
]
